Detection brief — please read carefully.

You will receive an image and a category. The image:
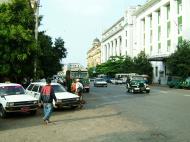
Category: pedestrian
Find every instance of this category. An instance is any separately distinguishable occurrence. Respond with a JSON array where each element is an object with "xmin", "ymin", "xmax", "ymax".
[
  {"xmin": 71, "ymin": 80, "xmax": 76, "ymax": 93},
  {"xmin": 75, "ymin": 79, "xmax": 84, "ymax": 108},
  {"xmin": 39, "ymin": 78, "xmax": 57, "ymax": 124}
]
